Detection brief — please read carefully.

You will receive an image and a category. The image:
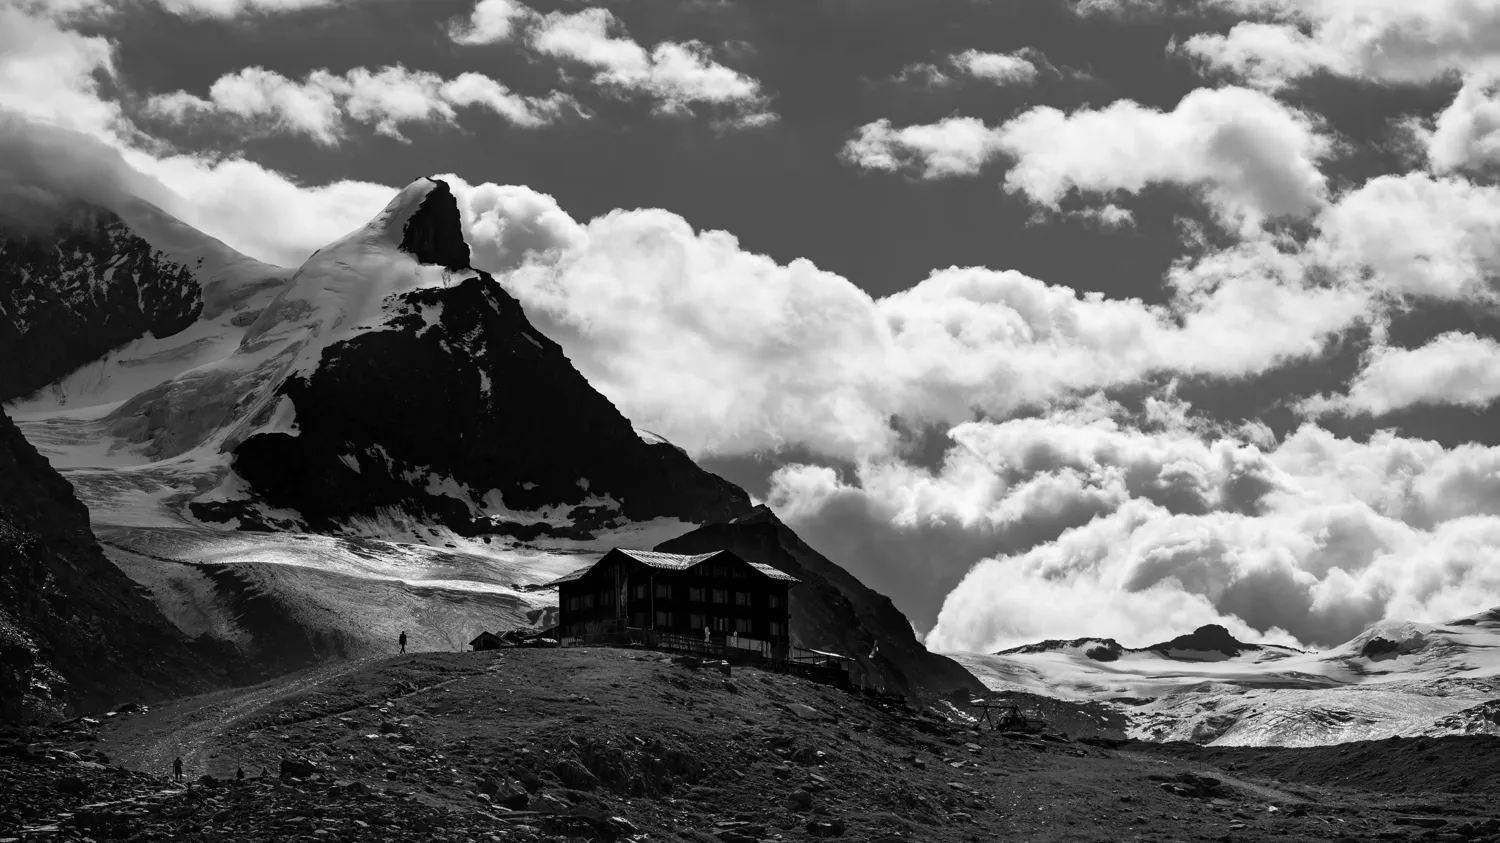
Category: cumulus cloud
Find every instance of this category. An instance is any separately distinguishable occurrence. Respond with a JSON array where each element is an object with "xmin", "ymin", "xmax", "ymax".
[
  {"xmin": 1425, "ymin": 75, "xmax": 1500, "ymax": 173},
  {"xmin": 843, "ymin": 86, "xmax": 1331, "ymax": 234},
  {"xmin": 448, "ymin": 0, "xmax": 535, "ymax": 45},
  {"xmin": 840, "ymin": 117, "xmax": 1005, "ymax": 179},
  {"xmin": 951, "ymin": 49, "xmax": 1043, "ymax": 85},
  {"xmin": 529, "ymin": 6, "xmax": 774, "ymax": 126},
  {"xmin": 152, "ymin": 0, "xmax": 346, "ymax": 16},
  {"xmin": 1304, "ymin": 332, "xmax": 1500, "ymax": 417},
  {"xmin": 1178, "ymin": 0, "xmax": 1500, "ymax": 88},
  {"xmin": 146, "ymin": 65, "xmax": 576, "ymax": 143},
  {"xmin": 890, "ymin": 48, "xmax": 1046, "ymax": 88},
  {"xmin": 1313, "ymin": 173, "xmax": 1500, "ymax": 301}
]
